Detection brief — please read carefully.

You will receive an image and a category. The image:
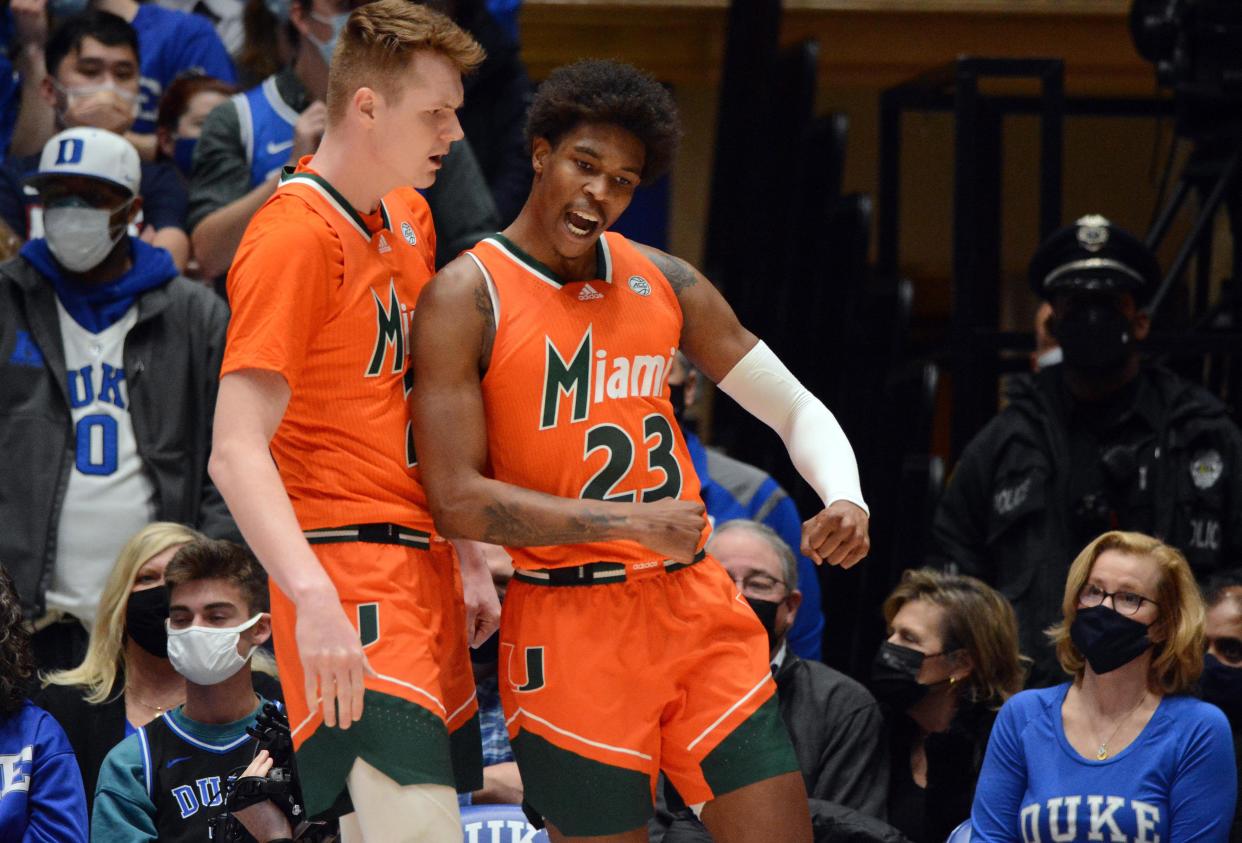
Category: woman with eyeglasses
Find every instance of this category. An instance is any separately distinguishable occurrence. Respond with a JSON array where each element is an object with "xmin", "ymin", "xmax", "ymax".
[
  {"xmin": 872, "ymin": 568, "xmax": 1025, "ymax": 843},
  {"xmin": 971, "ymin": 530, "xmax": 1236, "ymax": 841}
]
